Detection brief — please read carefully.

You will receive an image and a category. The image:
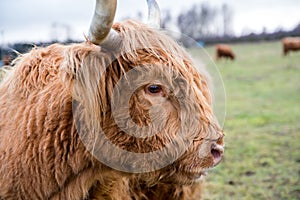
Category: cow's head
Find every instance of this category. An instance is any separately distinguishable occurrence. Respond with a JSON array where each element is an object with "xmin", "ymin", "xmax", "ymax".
[{"xmin": 67, "ymin": 0, "xmax": 224, "ymax": 185}]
